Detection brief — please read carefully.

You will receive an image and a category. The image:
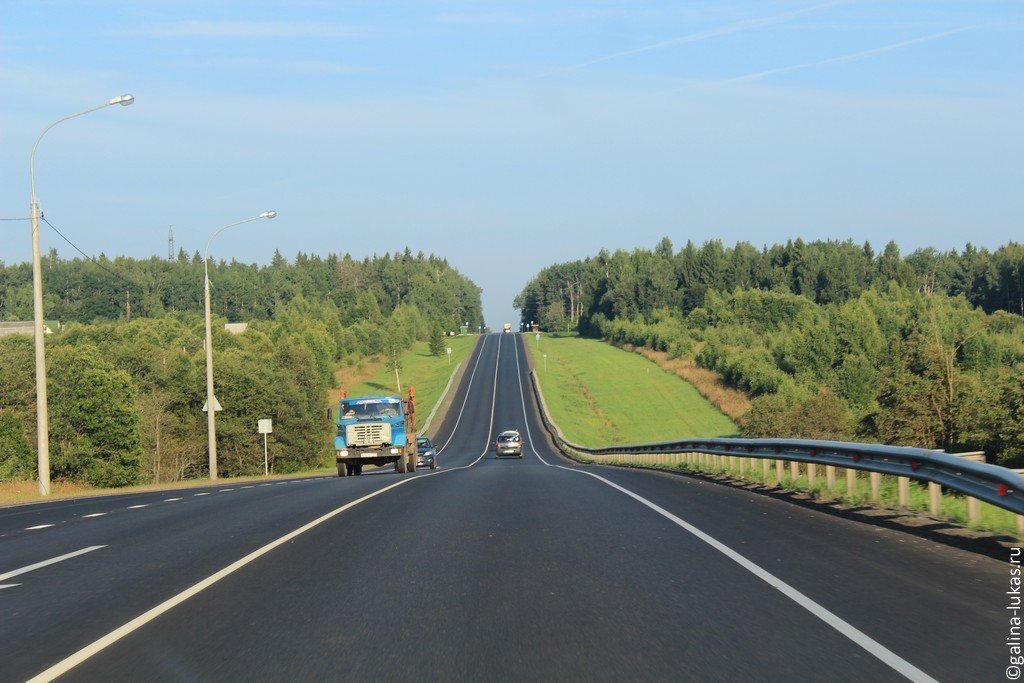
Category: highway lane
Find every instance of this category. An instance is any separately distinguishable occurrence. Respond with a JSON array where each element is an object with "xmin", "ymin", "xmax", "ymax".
[
  {"xmin": 0, "ymin": 334, "xmax": 498, "ymax": 682},
  {"xmin": 4, "ymin": 332, "xmax": 1012, "ymax": 681}
]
